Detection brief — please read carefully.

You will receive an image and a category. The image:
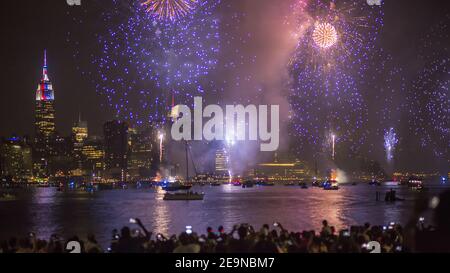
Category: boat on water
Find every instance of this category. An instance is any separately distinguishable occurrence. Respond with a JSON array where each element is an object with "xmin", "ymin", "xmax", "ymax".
[
  {"xmin": 323, "ymin": 180, "xmax": 339, "ymax": 190},
  {"xmin": 384, "ymin": 189, "xmax": 405, "ymax": 202},
  {"xmin": 210, "ymin": 182, "xmax": 221, "ymax": 186},
  {"xmin": 383, "ymin": 181, "xmax": 399, "ymax": 187},
  {"xmin": 135, "ymin": 181, "xmax": 153, "ymax": 189},
  {"xmin": 242, "ymin": 180, "xmax": 255, "ymax": 188},
  {"xmin": 163, "ymin": 191, "xmax": 204, "ymax": 201},
  {"xmin": 299, "ymin": 182, "xmax": 309, "ymax": 189},
  {"xmin": 231, "ymin": 178, "xmax": 242, "ymax": 186},
  {"xmin": 369, "ymin": 178, "xmax": 381, "ymax": 186},
  {"xmin": 58, "ymin": 183, "xmax": 97, "ymax": 194},
  {"xmin": 257, "ymin": 181, "xmax": 275, "ymax": 186},
  {"xmin": 162, "ymin": 181, "xmax": 192, "ymax": 192},
  {"xmin": 408, "ymin": 177, "xmax": 424, "ymax": 190},
  {"xmin": 0, "ymin": 193, "xmax": 17, "ymax": 201},
  {"xmin": 285, "ymin": 182, "xmax": 296, "ymax": 186},
  {"xmin": 97, "ymin": 183, "xmax": 114, "ymax": 190}
]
